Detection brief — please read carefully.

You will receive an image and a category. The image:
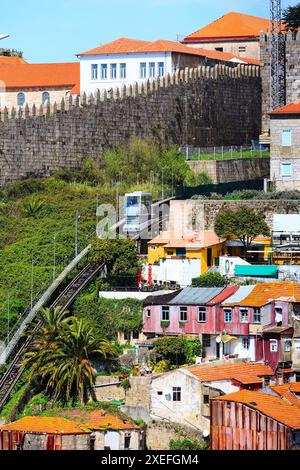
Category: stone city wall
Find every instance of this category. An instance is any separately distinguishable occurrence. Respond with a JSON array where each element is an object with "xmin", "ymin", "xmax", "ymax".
[{"xmin": 0, "ymin": 64, "xmax": 261, "ymax": 187}]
